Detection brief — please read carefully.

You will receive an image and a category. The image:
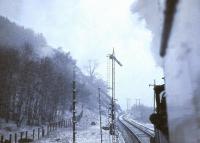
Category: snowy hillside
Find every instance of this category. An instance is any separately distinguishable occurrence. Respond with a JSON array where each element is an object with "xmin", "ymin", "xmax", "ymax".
[{"xmin": 0, "ymin": 16, "xmax": 114, "ymax": 142}]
